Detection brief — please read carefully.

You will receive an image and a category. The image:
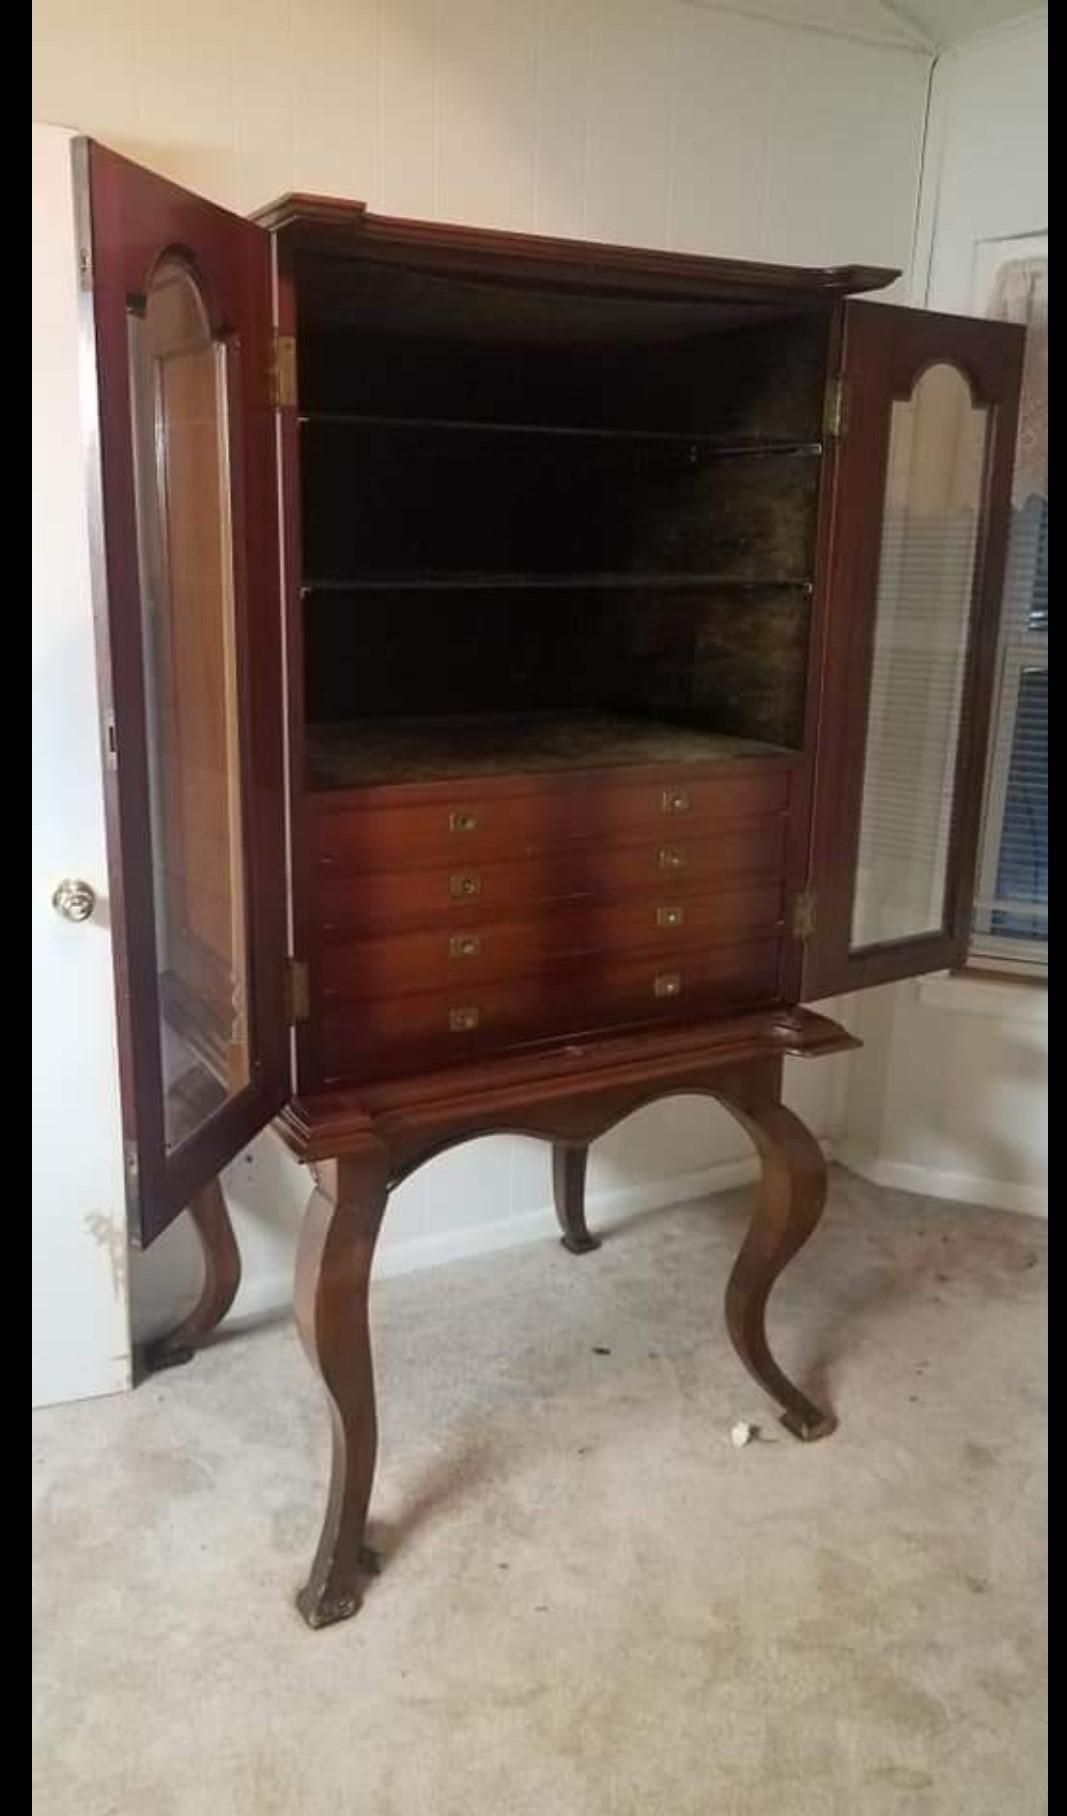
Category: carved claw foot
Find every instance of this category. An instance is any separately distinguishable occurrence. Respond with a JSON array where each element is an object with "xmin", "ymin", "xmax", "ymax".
[
  {"xmin": 294, "ymin": 1148, "xmax": 390, "ymax": 1629},
  {"xmin": 721, "ymin": 1079, "xmax": 836, "ymax": 1442}
]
